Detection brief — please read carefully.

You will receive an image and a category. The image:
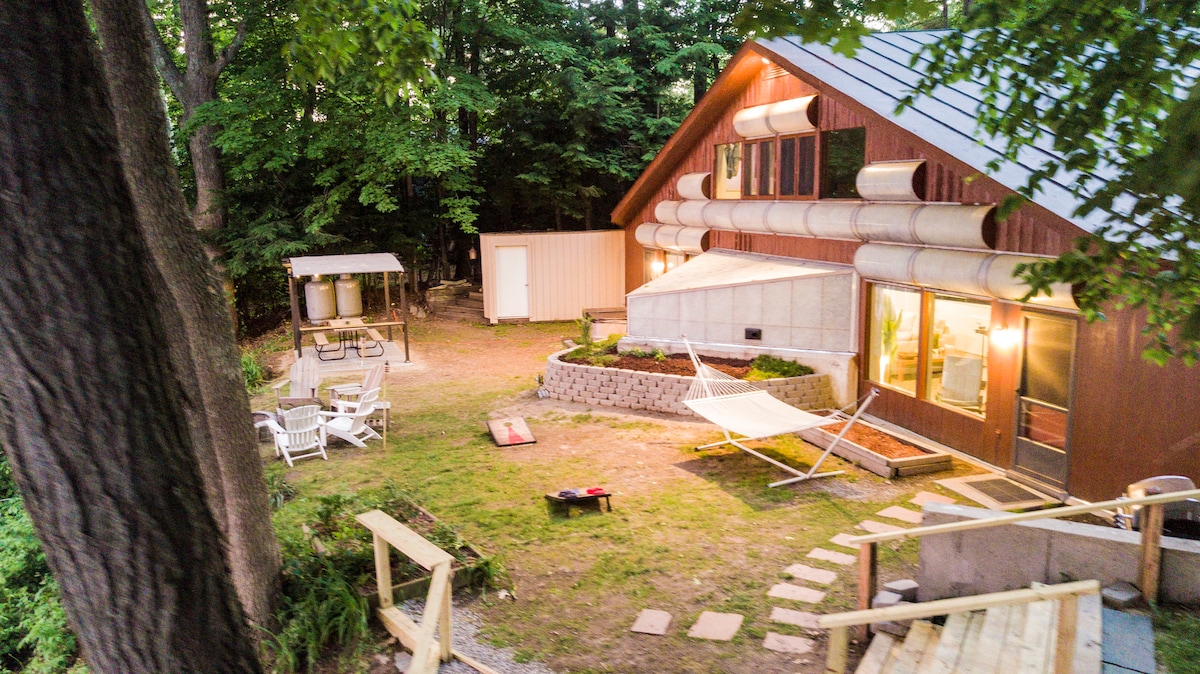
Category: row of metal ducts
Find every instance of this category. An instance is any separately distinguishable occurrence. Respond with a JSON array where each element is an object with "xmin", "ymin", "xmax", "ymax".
[{"xmin": 634, "ymin": 220, "xmax": 1075, "ymax": 309}]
